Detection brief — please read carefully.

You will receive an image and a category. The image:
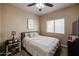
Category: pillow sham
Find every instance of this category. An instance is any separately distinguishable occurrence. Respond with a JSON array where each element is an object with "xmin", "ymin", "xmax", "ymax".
[
  {"xmin": 25, "ymin": 33, "xmax": 34, "ymax": 38},
  {"xmin": 25, "ymin": 33, "xmax": 29, "ymax": 37},
  {"xmin": 29, "ymin": 33, "xmax": 34, "ymax": 37},
  {"xmin": 33, "ymin": 32, "xmax": 39, "ymax": 37},
  {"xmin": 25, "ymin": 32, "xmax": 39, "ymax": 38}
]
